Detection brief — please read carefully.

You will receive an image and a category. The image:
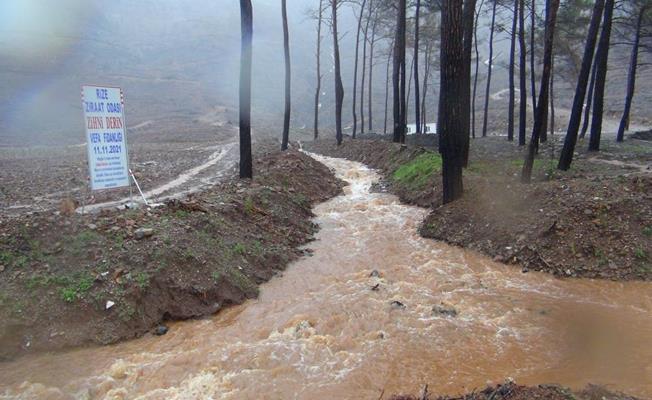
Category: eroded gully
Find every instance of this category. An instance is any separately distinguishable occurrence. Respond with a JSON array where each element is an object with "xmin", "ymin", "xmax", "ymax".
[{"xmin": 1, "ymin": 154, "xmax": 651, "ymax": 399}]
